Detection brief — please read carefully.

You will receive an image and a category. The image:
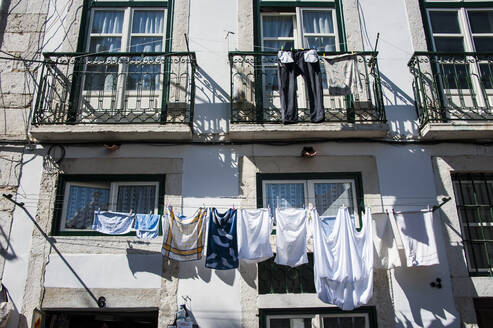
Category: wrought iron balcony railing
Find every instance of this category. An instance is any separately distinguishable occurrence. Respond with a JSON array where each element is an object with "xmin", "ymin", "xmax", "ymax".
[
  {"xmin": 409, "ymin": 52, "xmax": 493, "ymax": 128},
  {"xmin": 33, "ymin": 52, "xmax": 196, "ymax": 125},
  {"xmin": 228, "ymin": 51, "xmax": 385, "ymax": 124}
]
